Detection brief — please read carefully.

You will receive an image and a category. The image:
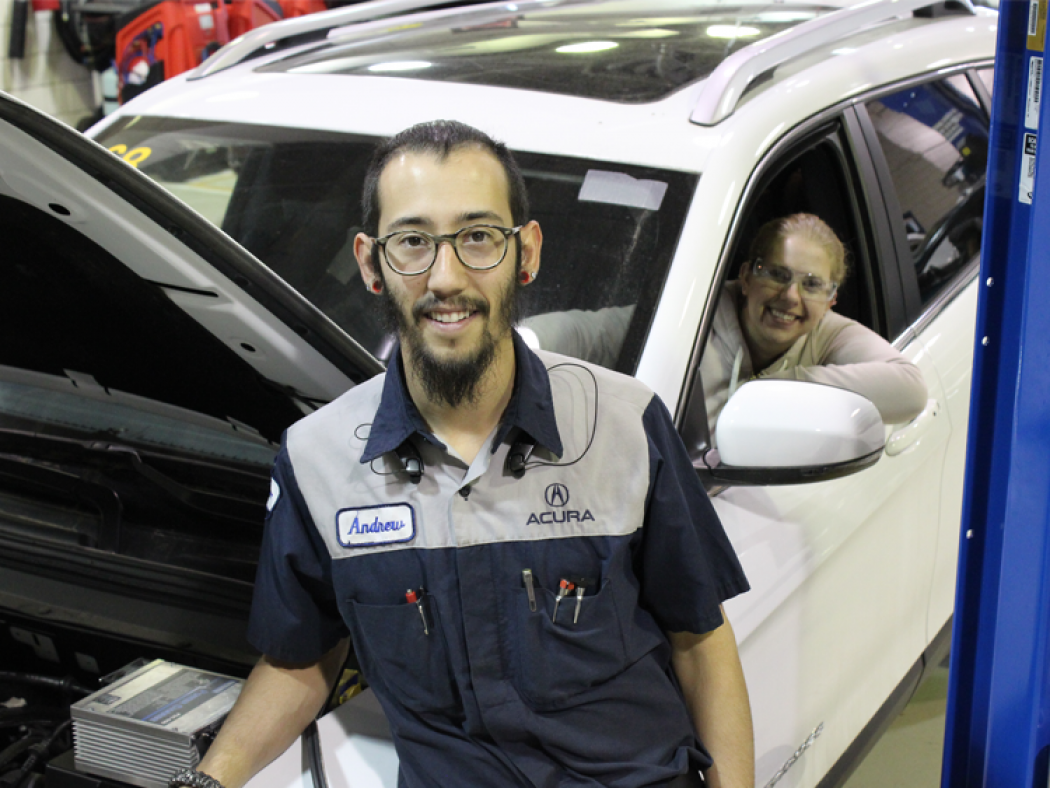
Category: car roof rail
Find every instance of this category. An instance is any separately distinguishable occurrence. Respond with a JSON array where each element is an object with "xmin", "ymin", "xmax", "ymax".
[
  {"xmin": 190, "ymin": 0, "xmax": 513, "ymax": 79},
  {"xmin": 690, "ymin": 0, "xmax": 977, "ymax": 127}
]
